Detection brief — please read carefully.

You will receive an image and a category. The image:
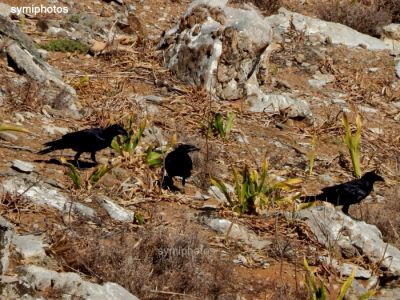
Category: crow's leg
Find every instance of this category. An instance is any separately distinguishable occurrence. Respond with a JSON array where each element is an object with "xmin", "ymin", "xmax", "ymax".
[
  {"xmin": 162, "ymin": 176, "xmax": 180, "ymax": 192},
  {"xmin": 74, "ymin": 152, "xmax": 82, "ymax": 168},
  {"xmin": 342, "ymin": 204, "xmax": 350, "ymax": 215},
  {"xmin": 91, "ymin": 152, "xmax": 97, "ymax": 163},
  {"xmin": 182, "ymin": 178, "xmax": 186, "ymax": 186}
]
